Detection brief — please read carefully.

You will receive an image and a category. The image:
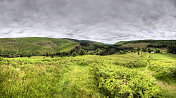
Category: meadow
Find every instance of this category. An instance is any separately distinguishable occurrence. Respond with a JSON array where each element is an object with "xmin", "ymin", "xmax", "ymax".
[{"xmin": 0, "ymin": 52, "xmax": 176, "ymax": 98}]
